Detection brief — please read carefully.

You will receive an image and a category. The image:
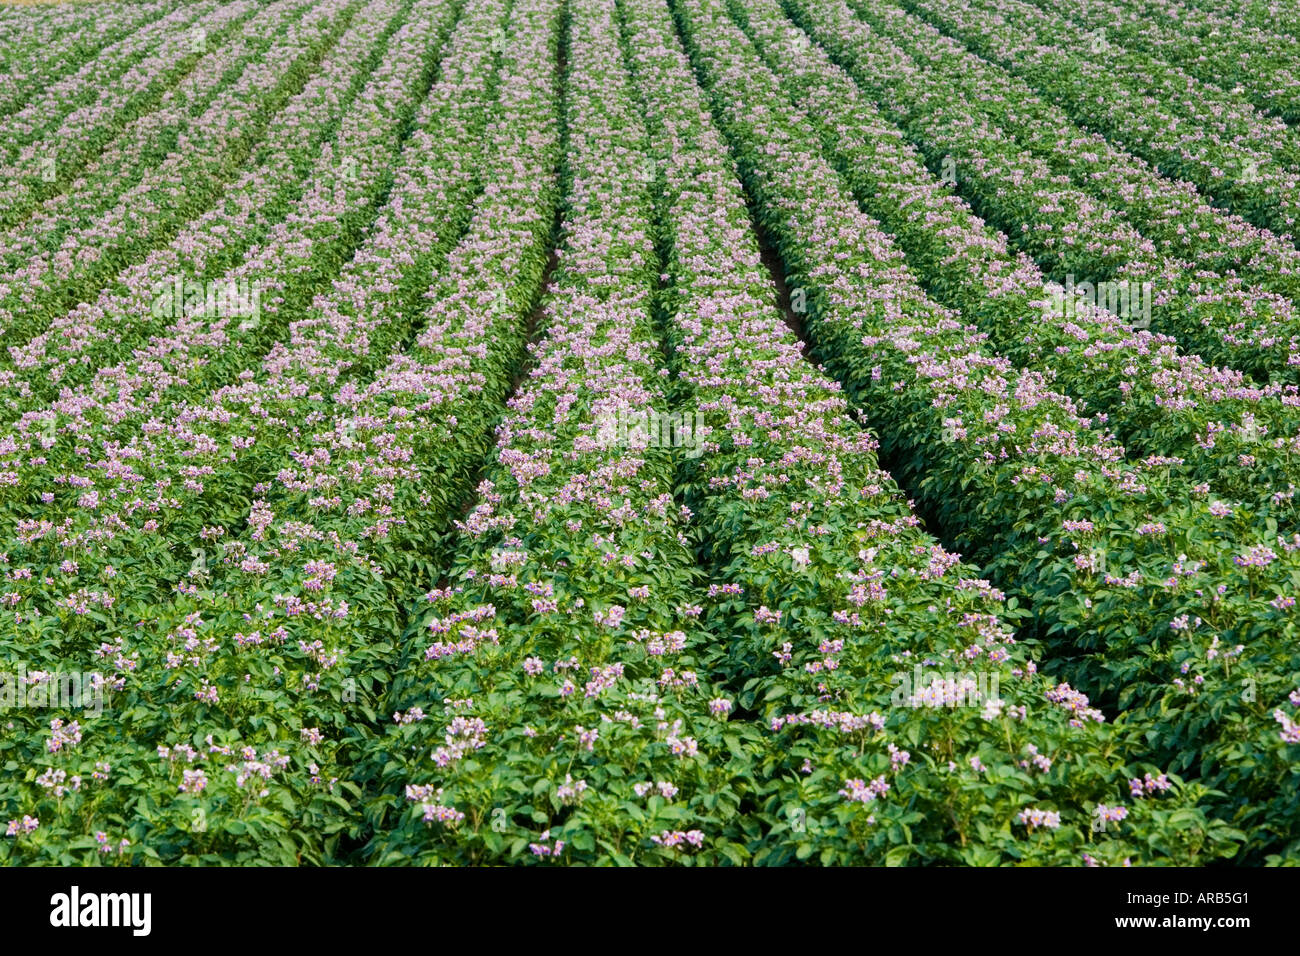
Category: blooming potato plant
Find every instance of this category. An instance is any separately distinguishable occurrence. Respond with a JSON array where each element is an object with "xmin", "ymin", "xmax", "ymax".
[
  {"xmin": 0, "ymin": 0, "xmax": 362, "ymax": 363},
  {"xmin": 827, "ymin": 0, "xmax": 1300, "ymax": 379},
  {"xmin": 0, "ymin": 0, "xmax": 229, "ymax": 231},
  {"xmin": 366, "ymin": 0, "xmax": 756, "ymax": 866},
  {"xmin": 675, "ymin": 0, "xmax": 1298, "ymax": 861},
  {"xmin": 2, "ymin": 0, "xmax": 430, "ymax": 408},
  {"xmin": 895, "ymin": 0, "xmax": 1300, "ymax": 241},
  {"xmin": 632, "ymin": 0, "xmax": 1199, "ymax": 865},
  {"xmin": 0, "ymin": 0, "xmax": 186, "ymax": 127},
  {"xmin": 0, "ymin": 0, "xmax": 509, "ymax": 864},
  {"xmin": 738, "ymin": 0, "xmax": 1300, "ymax": 519},
  {"xmin": 0, "ymin": 0, "xmax": 1295, "ymax": 866},
  {"xmin": 1025, "ymin": 0, "xmax": 1300, "ymax": 123}
]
